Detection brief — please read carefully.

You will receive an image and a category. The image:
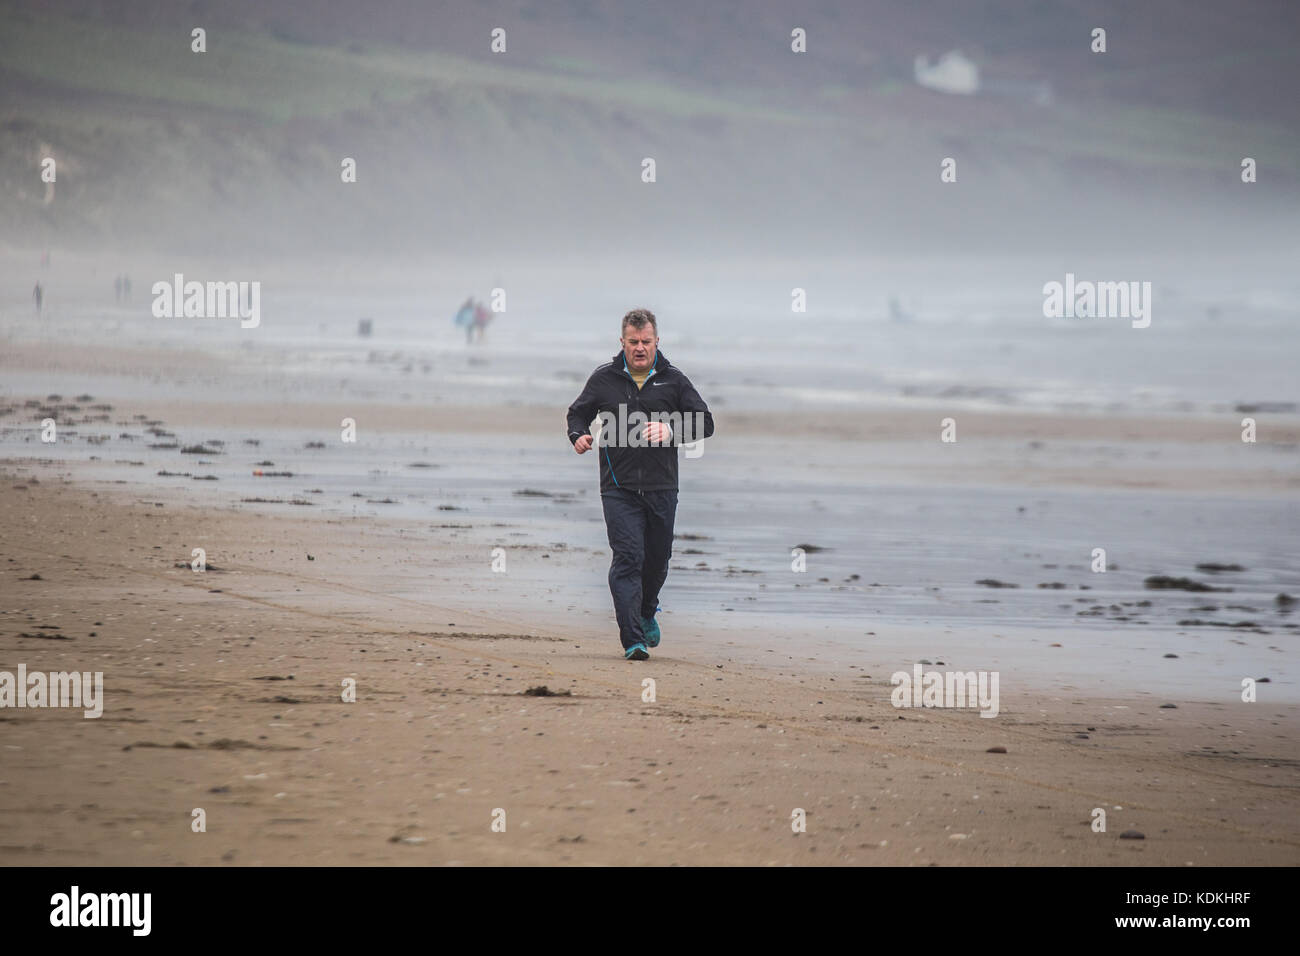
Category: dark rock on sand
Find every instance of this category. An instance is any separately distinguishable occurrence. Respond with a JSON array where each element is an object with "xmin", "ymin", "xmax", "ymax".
[
  {"xmin": 1235, "ymin": 402, "xmax": 1297, "ymax": 413},
  {"xmin": 1144, "ymin": 575, "xmax": 1229, "ymax": 593}
]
